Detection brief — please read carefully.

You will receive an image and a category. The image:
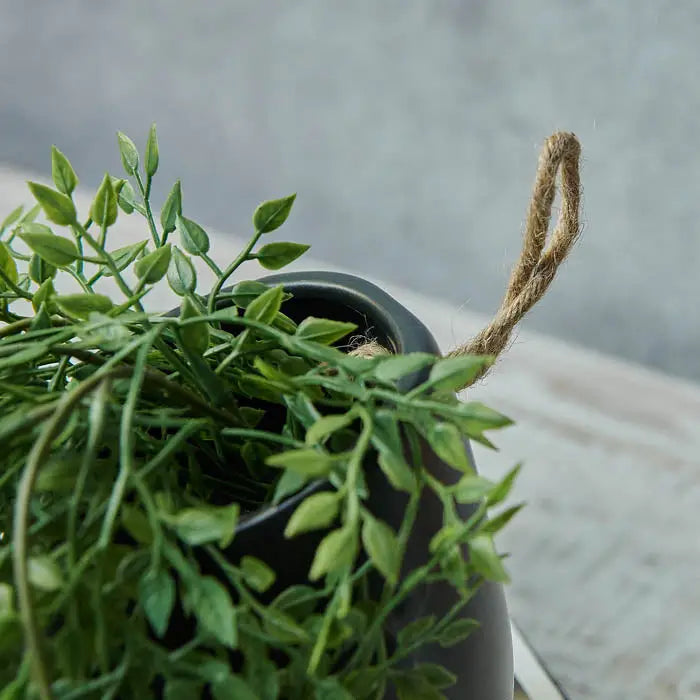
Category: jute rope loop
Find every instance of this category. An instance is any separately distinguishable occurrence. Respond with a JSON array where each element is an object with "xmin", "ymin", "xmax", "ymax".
[{"xmin": 353, "ymin": 131, "xmax": 583, "ymax": 388}]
